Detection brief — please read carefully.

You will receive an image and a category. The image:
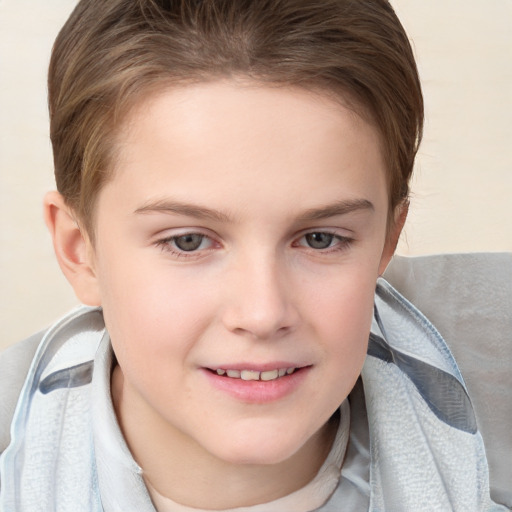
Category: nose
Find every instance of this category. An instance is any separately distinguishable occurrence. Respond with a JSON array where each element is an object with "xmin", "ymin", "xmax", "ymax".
[{"xmin": 221, "ymin": 253, "xmax": 298, "ymax": 340}]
